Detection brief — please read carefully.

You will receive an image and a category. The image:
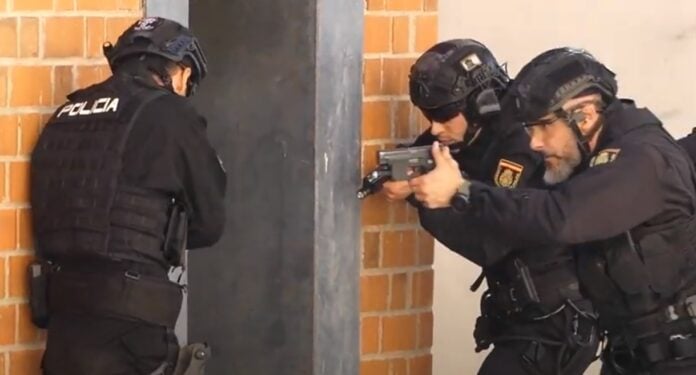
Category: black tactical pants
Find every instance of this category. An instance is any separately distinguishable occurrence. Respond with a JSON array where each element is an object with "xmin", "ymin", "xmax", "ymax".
[
  {"xmin": 477, "ymin": 311, "xmax": 598, "ymax": 375},
  {"xmin": 479, "ymin": 340, "xmax": 597, "ymax": 375},
  {"xmin": 600, "ymin": 352, "xmax": 696, "ymax": 375},
  {"xmin": 42, "ymin": 313, "xmax": 178, "ymax": 375}
]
